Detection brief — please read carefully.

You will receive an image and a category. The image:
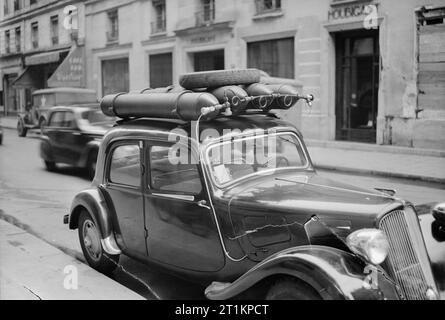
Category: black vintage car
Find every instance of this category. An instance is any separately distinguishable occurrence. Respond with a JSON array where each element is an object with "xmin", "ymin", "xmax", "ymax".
[
  {"xmin": 40, "ymin": 105, "xmax": 115, "ymax": 179},
  {"xmin": 64, "ymin": 70, "xmax": 445, "ymax": 300}
]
